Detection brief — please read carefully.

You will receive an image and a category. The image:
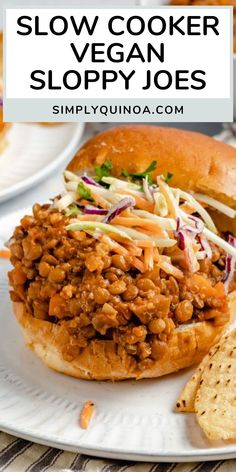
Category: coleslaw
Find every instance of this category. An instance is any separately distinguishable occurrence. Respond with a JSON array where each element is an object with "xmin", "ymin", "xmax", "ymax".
[{"xmin": 53, "ymin": 165, "xmax": 236, "ymax": 291}]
